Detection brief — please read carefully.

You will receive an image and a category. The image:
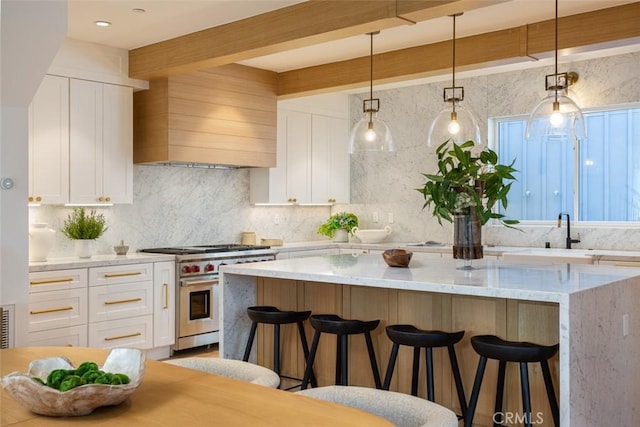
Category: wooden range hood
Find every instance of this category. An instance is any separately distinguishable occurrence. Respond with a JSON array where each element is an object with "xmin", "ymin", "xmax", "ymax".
[{"xmin": 133, "ymin": 64, "xmax": 277, "ymax": 168}]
